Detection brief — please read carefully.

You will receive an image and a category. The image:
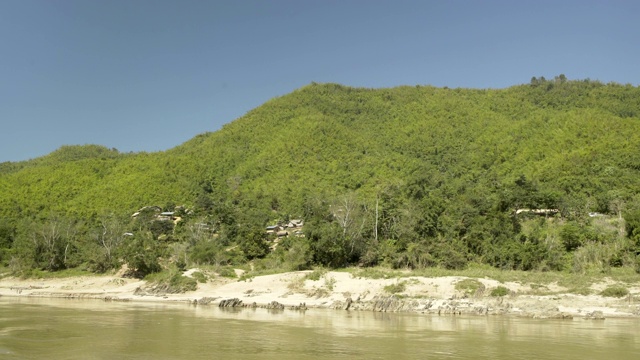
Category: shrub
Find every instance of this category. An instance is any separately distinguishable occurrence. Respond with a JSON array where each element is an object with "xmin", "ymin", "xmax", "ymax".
[
  {"xmin": 304, "ymin": 268, "xmax": 327, "ymax": 281},
  {"xmin": 238, "ymin": 227, "xmax": 271, "ymax": 260},
  {"xmin": 384, "ymin": 281, "xmax": 407, "ymax": 294},
  {"xmin": 167, "ymin": 273, "xmax": 197, "ymax": 293},
  {"xmin": 351, "ymin": 267, "xmax": 401, "ymax": 279},
  {"xmin": 437, "ymin": 246, "xmax": 468, "ymax": 270},
  {"xmin": 145, "ymin": 271, "xmax": 197, "ymax": 294},
  {"xmin": 189, "ymin": 241, "xmax": 227, "ymax": 266},
  {"xmin": 278, "ymin": 237, "xmax": 313, "ymax": 271},
  {"xmin": 191, "ymin": 271, "xmax": 208, "ymax": 283},
  {"xmin": 455, "ymin": 278, "xmax": 485, "ymax": 297},
  {"xmin": 560, "ymin": 222, "xmax": 584, "ymax": 251},
  {"xmin": 599, "ymin": 286, "xmax": 629, "ymax": 298},
  {"xmin": 490, "ymin": 285, "xmax": 509, "ymax": 297},
  {"xmin": 324, "ymin": 275, "xmax": 336, "ymax": 291},
  {"xmin": 122, "ymin": 233, "xmax": 162, "ymax": 278},
  {"xmin": 216, "ymin": 266, "xmax": 237, "ymax": 278},
  {"xmin": 287, "ymin": 275, "xmax": 305, "ymax": 292},
  {"xmin": 568, "ymin": 287, "xmax": 592, "ymax": 296}
]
